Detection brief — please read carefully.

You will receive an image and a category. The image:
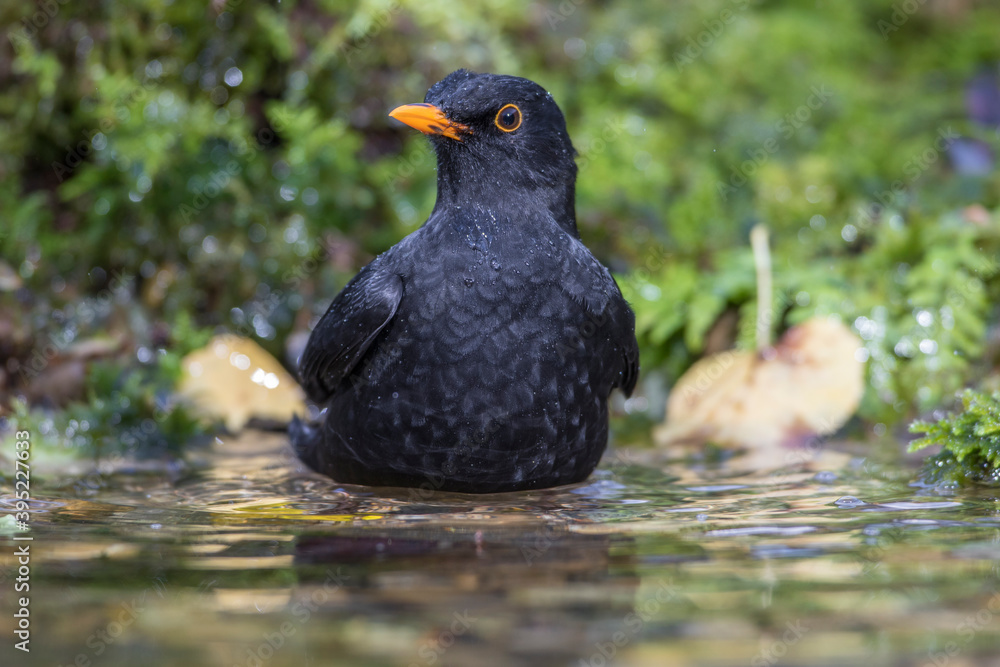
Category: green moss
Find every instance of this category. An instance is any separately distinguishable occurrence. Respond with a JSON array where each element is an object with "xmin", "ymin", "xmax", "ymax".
[{"xmin": 909, "ymin": 390, "xmax": 1000, "ymax": 486}]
